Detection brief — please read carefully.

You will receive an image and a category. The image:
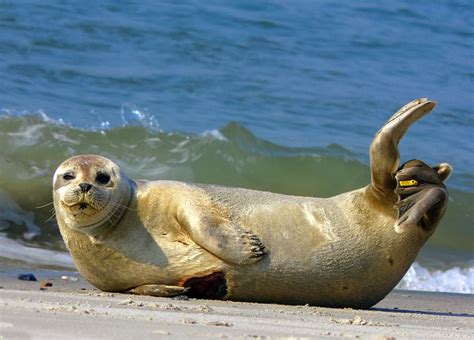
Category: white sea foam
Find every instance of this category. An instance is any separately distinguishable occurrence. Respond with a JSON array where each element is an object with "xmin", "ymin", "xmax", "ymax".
[
  {"xmin": 202, "ymin": 129, "xmax": 228, "ymax": 141},
  {"xmin": 397, "ymin": 262, "xmax": 474, "ymax": 294},
  {"xmin": 120, "ymin": 104, "xmax": 161, "ymax": 132},
  {"xmin": 37, "ymin": 110, "xmax": 66, "ymax": 125},
  {"xmin": 0, "ymin": 235, "xmax": 74, "ymax": 268}
]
